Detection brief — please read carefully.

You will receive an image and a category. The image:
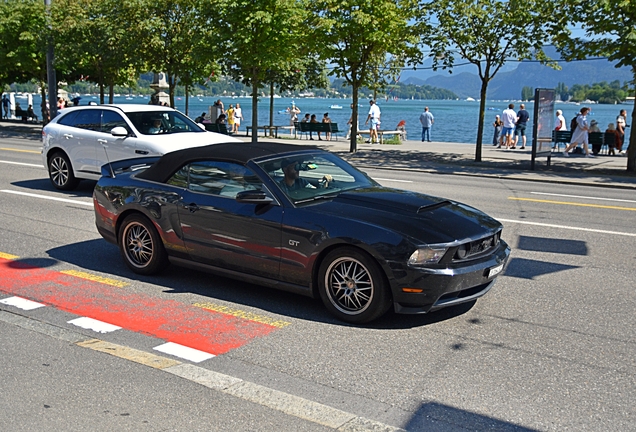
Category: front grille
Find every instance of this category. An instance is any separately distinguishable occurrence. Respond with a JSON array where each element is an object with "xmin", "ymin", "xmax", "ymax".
[{"xmin": 452, "ymin": 232, "xmax": 500, "ymax": 261}]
